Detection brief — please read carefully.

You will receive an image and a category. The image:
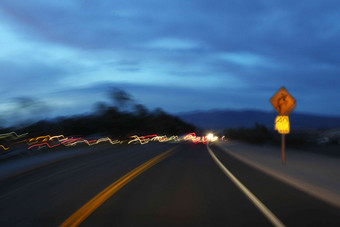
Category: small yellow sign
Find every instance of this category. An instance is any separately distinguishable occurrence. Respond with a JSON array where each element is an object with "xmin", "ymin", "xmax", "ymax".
[{"xmin": 275, "ymin": 115, "xmax": 290, "ymax": 134}]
